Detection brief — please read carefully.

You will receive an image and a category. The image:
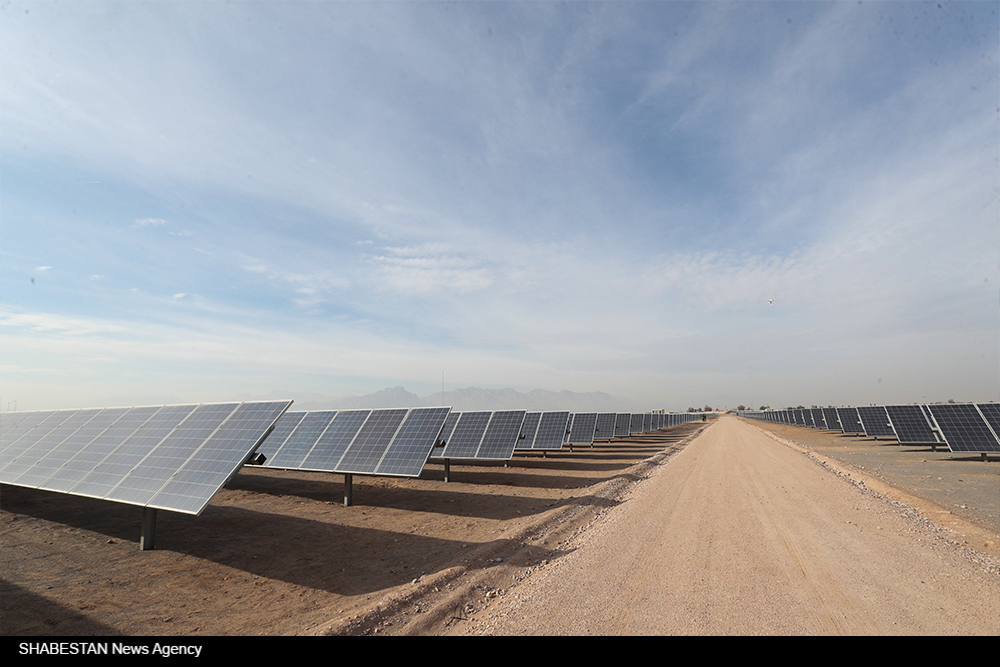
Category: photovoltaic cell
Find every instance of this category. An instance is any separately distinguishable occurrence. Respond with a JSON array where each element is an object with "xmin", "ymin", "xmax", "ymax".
[
  {"xmin": 149, "ymin": 401, "xmax": 292, "ymax": 514},
  {"xmin": 614, "ymin": 413, "xmax": 630, "ymax": 437},
  {"xmin": 837, "ymin": 407, "xmax": 864, "ymax": 434},
  {"xmin": 925, "ymin": 404, "xmax": 1000, "ymax": 454},
  {"xmin": 7, "ymin": 409, "xmax": 104, "ymax": 488},
  {"xmin": 255, "ymin": 411, "xmax": 305, "ymax": 463},
  {"xmin": 594, "ymin": 413, "xmax": 617, "ymax": 441},
  {"xmin": 300, "ymin": 410, "xmax": 370, "ymax": 471},
  {"xmin": 269, "ymin": 411, "xmax": 338, "ymax": 469},
  {"xmin": 856, "ymin": 406, "xmax": 895, "ymax": 438},
  {"xmin": 884, "ymin": 405, "xmax": 939, "ymax": 445},
  {"xmin": 105, "ymin": 403, "xmax": 240, "ymax": 507},
  {"xmin": 20, "ymin": 408, "xmax": 130, "ymax": 490},
  {"xmin": 439, "ymin": 411, "xmax": 462, "ymax": 447},
  {"xmin": 821, "ymin": 408, "xmax": 841, "ymax": 432},
  {"xmin": 45, "ymin": 407, "xmax": 159, "ymax": 494},
  {"xmin": 516, "ymin": 412, "xmax": 541, "ymax": 450},
  {"xmin": 440, "ymin": 411, "xmax": 491, "ymax": 458},
  {"xmin": 336, "ymin": 409, "xmax": 409, "ymax": 474},
  {"xmin": 567, "ymin": 412, "xmax": 598, "ymax": 445},
  {"xmin": 1, "ymin": 401, "xmax": 292, "ymax": 515},
  {"xmin": 71, "ymin": 405, "xmax": 183, "ymax": 499},
  {"xmin": 476, "ymin": 410, "xmax": 526, "ymax": 460},
  {"xmin": 977, "ymin": 404, "xmax": 1000, "ymax": 440},
  {"xmin": 375, "ymin": 407, "xmax": 451, "ymax": 477},
  {"xmin": 532, "ymin": 412, "xmax": 570, "ymax": 450}
]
